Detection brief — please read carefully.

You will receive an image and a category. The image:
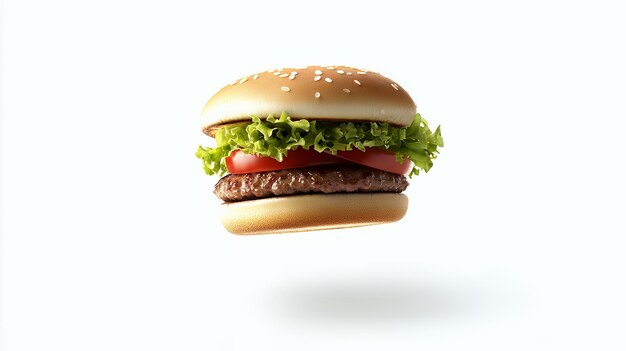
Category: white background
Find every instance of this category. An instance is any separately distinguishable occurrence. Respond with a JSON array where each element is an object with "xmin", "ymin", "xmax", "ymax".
[{"xmin": 2, "ymin": 0, "xmax": 626, "ymax": 350}]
